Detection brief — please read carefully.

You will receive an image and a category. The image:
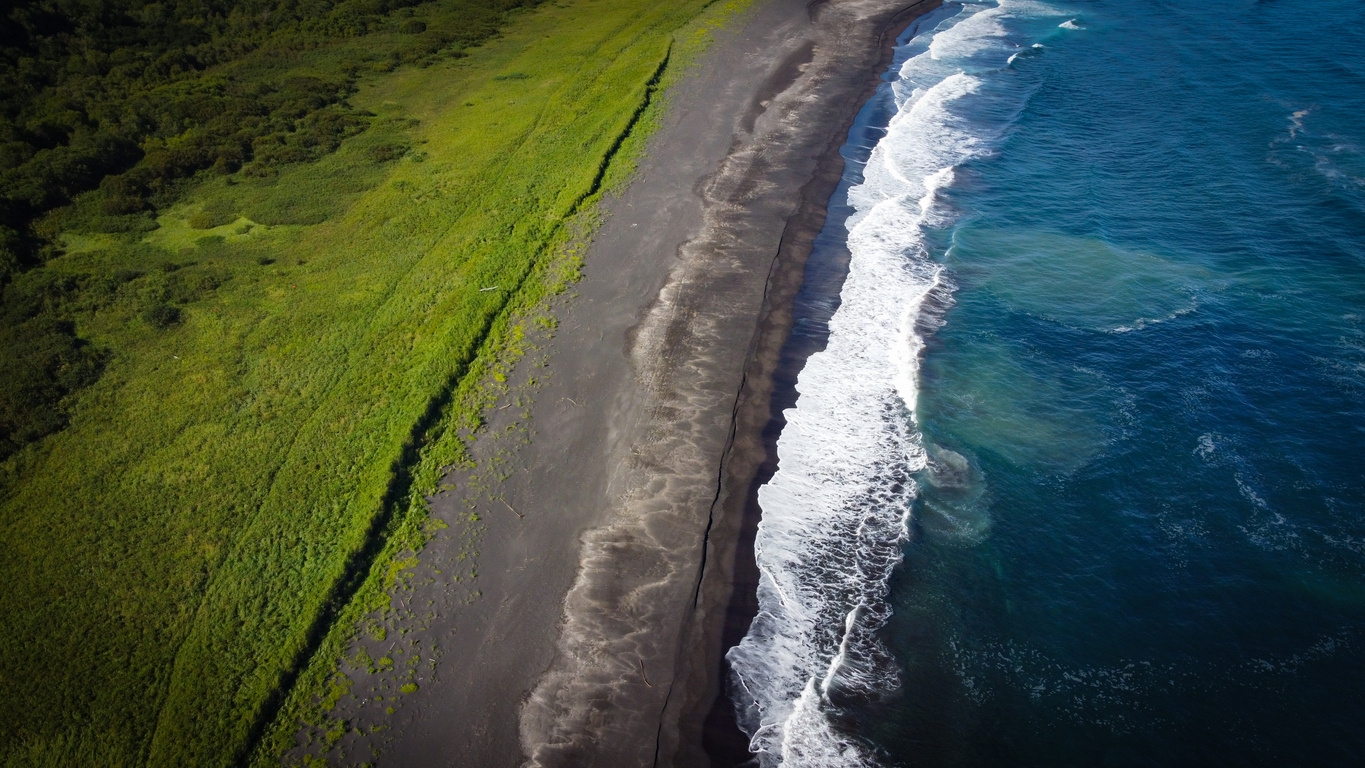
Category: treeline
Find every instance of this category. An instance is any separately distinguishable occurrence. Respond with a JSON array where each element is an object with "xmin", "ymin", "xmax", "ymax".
[
  {"xmin": 0, "ymin": 0, "xmax": 541, "ymax": 460},
  {"xmin": 0, "ymin": 0, "xmax": 534, "ymax": 270}
]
